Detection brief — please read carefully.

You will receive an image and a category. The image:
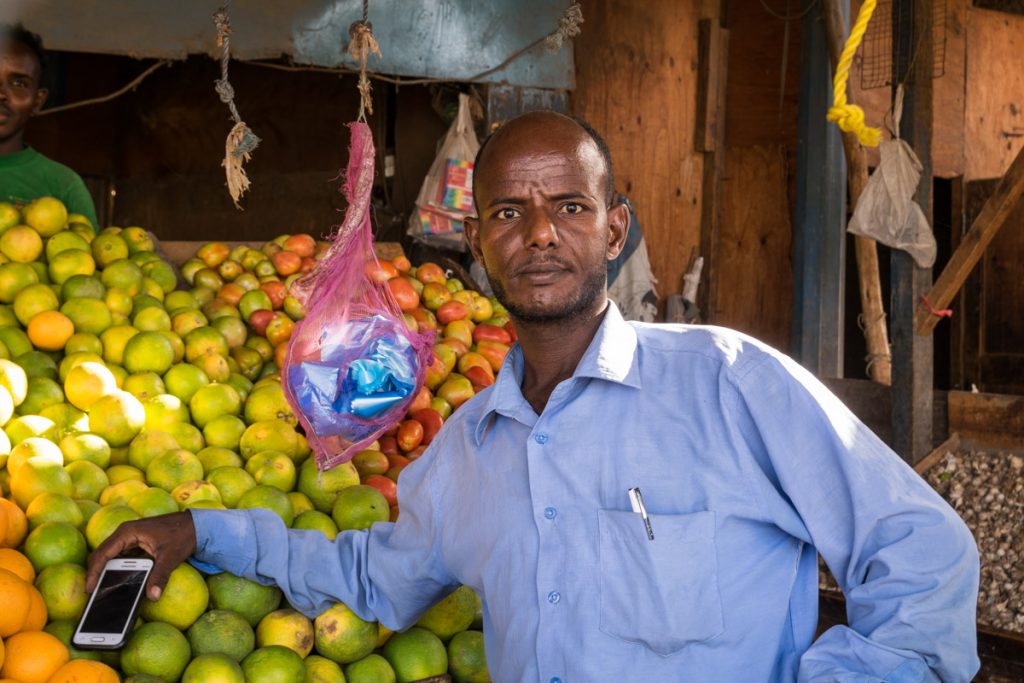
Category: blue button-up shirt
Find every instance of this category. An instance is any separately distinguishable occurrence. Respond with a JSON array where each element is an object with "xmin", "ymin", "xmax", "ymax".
[{"xmin": 192, "ymin": 303, "xmax": 979, "ymax": 682}]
